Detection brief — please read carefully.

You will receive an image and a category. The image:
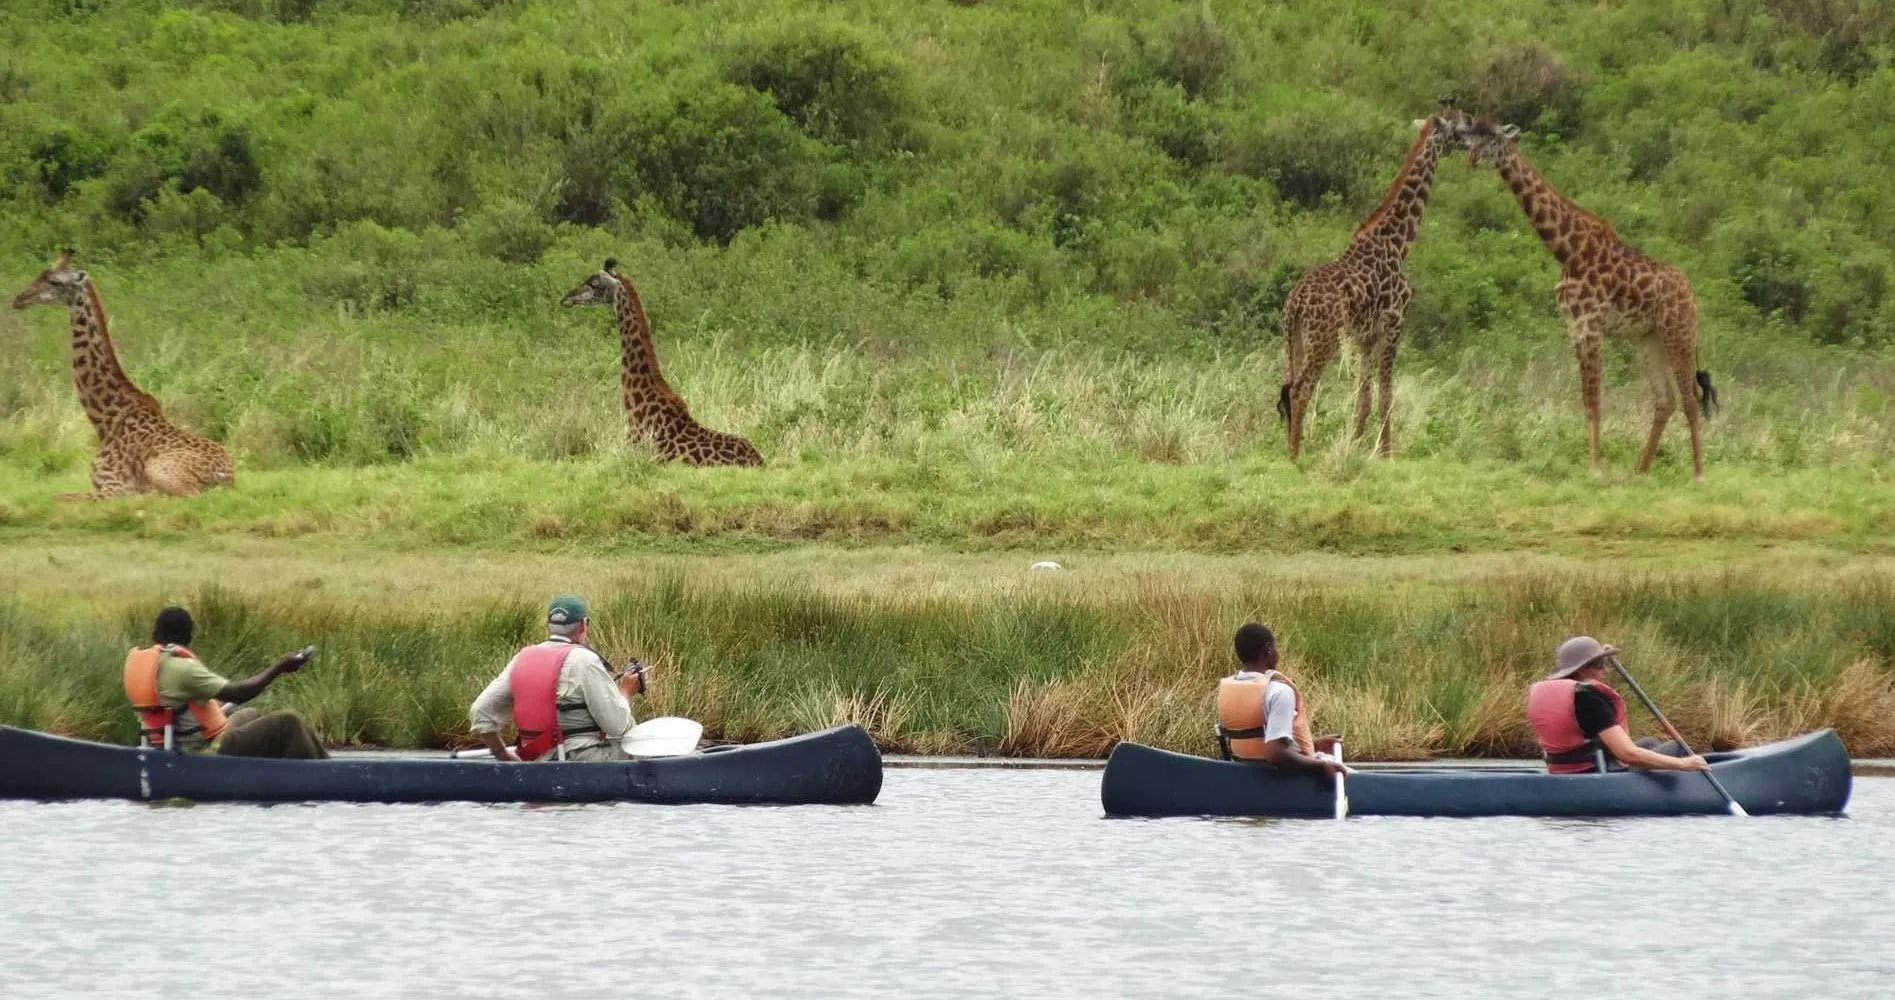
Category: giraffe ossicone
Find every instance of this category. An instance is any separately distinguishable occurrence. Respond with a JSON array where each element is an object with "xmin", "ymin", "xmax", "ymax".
[
  {"xmin": 559, "ymin": 259, "xmax": 764, "ymax": 468},
  {"xmin": 9, "ymin": 250, "xmax": 235, "ymax": 499}
]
